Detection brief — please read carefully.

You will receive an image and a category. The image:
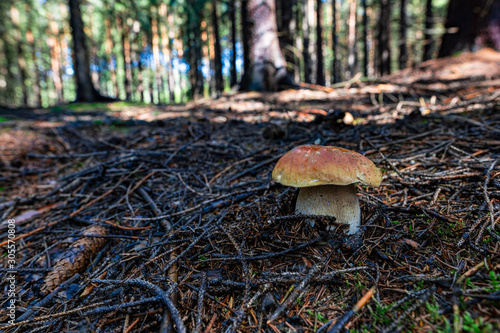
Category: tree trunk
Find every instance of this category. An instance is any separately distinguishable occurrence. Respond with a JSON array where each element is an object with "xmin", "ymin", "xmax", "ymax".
[
  {"xmin": 167, "ymin": 10, "xmax": 176, "ymax": 102},
  {"xmin": 205, "ymin": 18, "xmax": 213, "ymax": 97},
  {"xmin": 361, "ymin": 0, "xmax": 368, "ymax": 77},
  {"xmin": 48, "ymin": 33, "xmax": 64, "ymax": 104},
  {"xmin": 423, "ymin": 0, "xmax": 433, "ymax": 61},
  {"xmin": 117, "ymin": 16, "xmax": 132, "ymax": 100},
  {"xmin": 105, "ymin": 18, "xmax": 119, "ymax": 97},
  {"xmin": 240, "ymin": 0, "xmax": 252, "ymax": 89},
  {"xmin": 438, "ymin": 0, "xmax": 494, "ymax": 57},
  {"xmin": 315, "ymin": 0, "xmax": 325, "ymax": 85},
  {"xmin": 11, "ymin": 7, "xmax": 29, "ymax": 105},
  {"xmin": 159, "ymin": 3, "xmax": 174, "ymax": 103},
  {"xmin": 68, "ymin": 0, "xmax": 108, "ymax": 102},
  {"xmin": 150, "ymin": 6, "xmax": 163, "ymax": 102},
  {"xmin": 377, "ymin": 0, "xmax": 391, "ymax": 76},
  {"xmin": 27, "ymin": 30, "xmax": 41, "ymax": 106},
  {"xmin": 331, "ymin": 0, "xmax": 339, "ymax": 83},
  {"xmin": 279, "ymin": 0, "xmax": 296, "ymax": 78},
  {"xmin": 399, "ymin": 0, "xmax": 408, "ymax": 69},
  {"xmin": 212, "ymin": 0, "xmax": 223, "ymax": 95},
  {"xmin": 244, "ymin": 0, "xmax": 290, "ymax": 91},
  {"xmin": 303, "ymin": 0, "xmax": 312, "ymax": 83},
  {"xmin": 139, "ymin": 34, "xmax": 148, "ymax": 102},
  {"xmin": 186, "ymin": 10, "xmax": 203, "ymax": 99},
  {"xmin": 229, "ymin": 0, "xmax": 238, "ymax": 87},
  {"xmin": 346, "ymin": 0, "xmax": 357, "ymax": 79},
  {"xmin": 295, "ymin": 1, "xmax": 303, "ymax": 82}
]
